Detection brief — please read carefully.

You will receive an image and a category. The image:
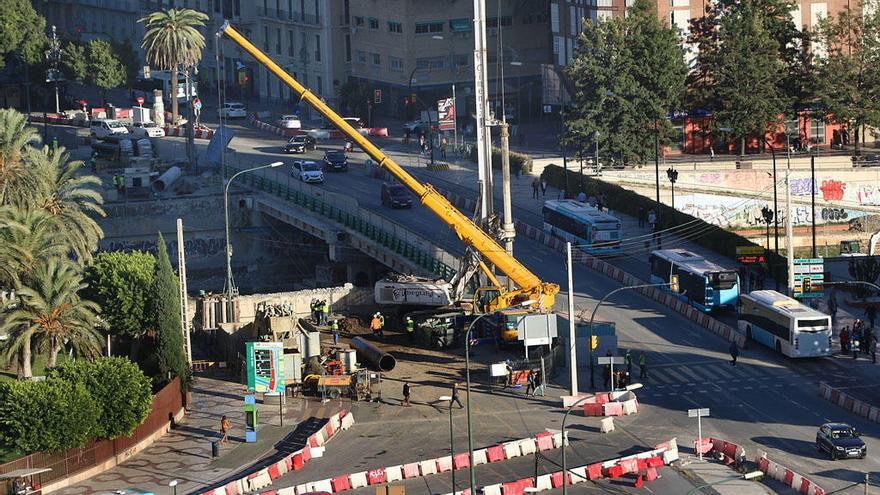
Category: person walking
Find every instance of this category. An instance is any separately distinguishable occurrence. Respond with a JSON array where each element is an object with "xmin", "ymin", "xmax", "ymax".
[
  {"xmin": 865, "ymin": 306, "xmax": 877, "ymax": 336},
  {"xmin": 321, "ymin": 300, "xmax": 329, "ymax": 325},
  {"xmin": 638, "ymin": 351, "xmax": 647, "ymax": 379},
  {"xmin": 451, "ymin": 382, "xmax": 464, "ymax": 408},
  {"xmin": 310, "ymin": 299, "xmax": 318, "ymax": 323},
  {"xmin": 729, "ymin": 342, "xmax": 739, "ymax": 366},
  {"xmin": 624, "ymin": 349, "xmax": 633, "ymax": 377},
  {"xmin": 402, "ymin": 381, "xmax": 411, "ymax": 407},
  {"xmin": 840, "ymin": 326, "xmax": 850, "ymax": 354},
  {"xmin": 377, "ymin": 312, "xmax": 385, "ymax": 337},
  {"xmin": 525, "ymin": 370, "xmax": 536, "ymax": 396},
  {"xmin": 602, "ymin": 350, "xmax": 612, "ymax": 389},
  {"xmin": 406, "ymin": 316, "xmax": 415, "ymax": 342},
  {"xmin": 370, "ymin": 313, "xmax": 382, "ymax": 337},
  {"xmin": 331, "ymin": 319, "xmax": 339, "ymax": 345},
  {"xmin": 220, "ymin": 415, "xmax": 230, "ymax": 444},
  {"xmin": 851, "ymin": 330, "xmax": 859, "ymax": 359},
  {"xmin": 829, "ymin": 294, "xmax": 838, "ymax": 324},
  {"xmin": 638, "ymin": 206, "xmax": 646, "ymax": 228},
  {"xmin": 540, "ymin": 177, "xmax": 548, "ymax": 197},
  {"xmin": 531, "ymin": 177, "xmax": 540, "ymax": 199},
  {"xmin": 647, "ymin": 209, "xmax": 657, "ymax": 233},
  {"xmin": 440, "ymin": 137, "xmax": 447, "ymax": 159}
]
